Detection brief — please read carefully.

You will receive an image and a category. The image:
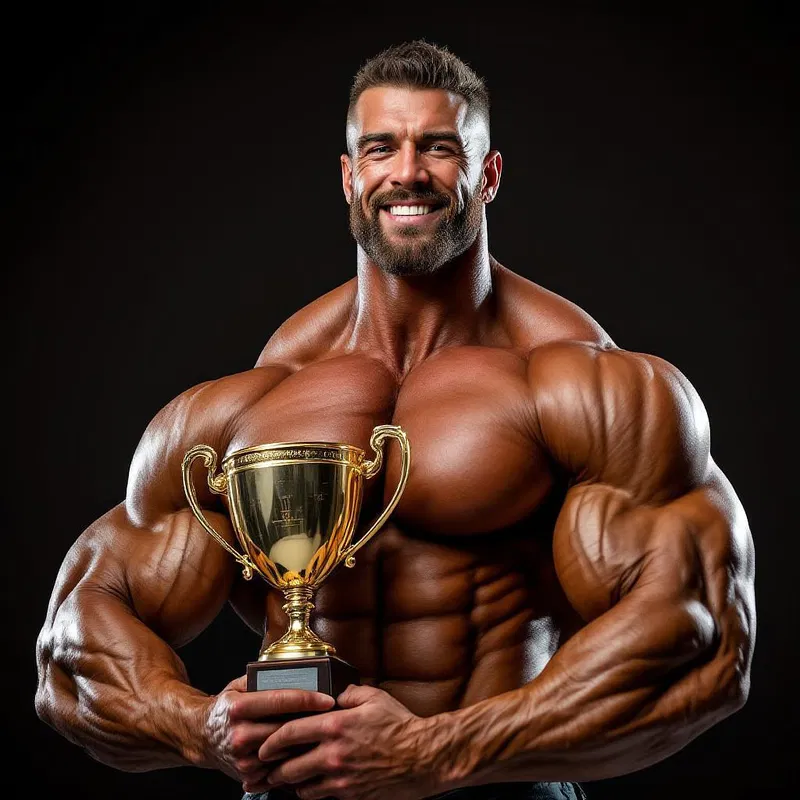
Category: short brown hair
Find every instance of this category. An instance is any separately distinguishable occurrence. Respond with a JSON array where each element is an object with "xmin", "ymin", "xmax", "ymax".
[{"xmin": 347, "ymin": 40, "xmax": 490, "ymax": 150}]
